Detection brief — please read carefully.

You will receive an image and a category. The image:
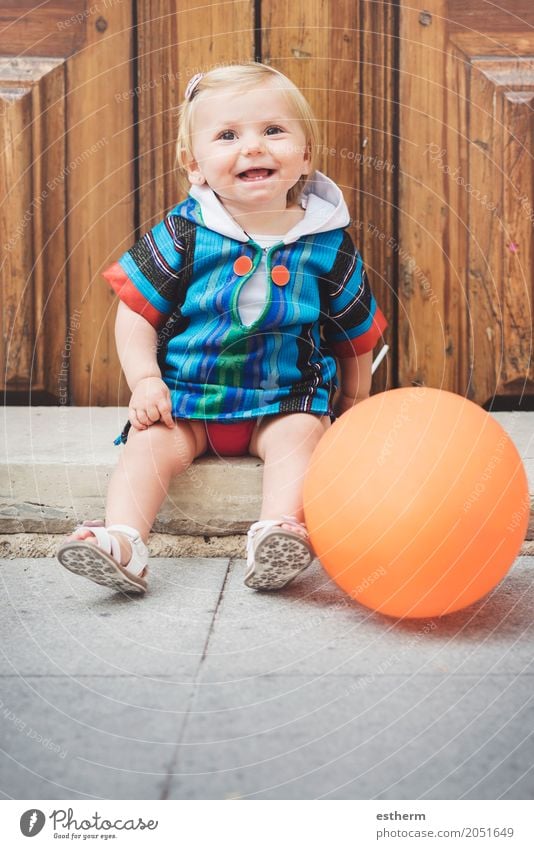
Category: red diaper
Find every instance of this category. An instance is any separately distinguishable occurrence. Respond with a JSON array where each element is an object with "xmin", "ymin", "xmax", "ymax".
[{"xmin": 205, "ymin": 420, "xmax": 257, "ymax": 456}]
